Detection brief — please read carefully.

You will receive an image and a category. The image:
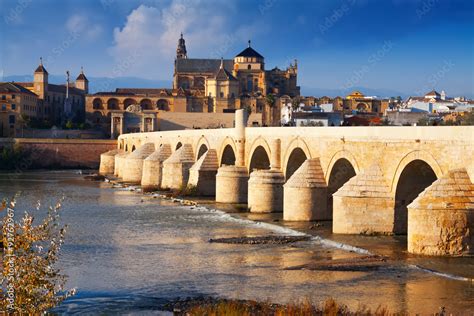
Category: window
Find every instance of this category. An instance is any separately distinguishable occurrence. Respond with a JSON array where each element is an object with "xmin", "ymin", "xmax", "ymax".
[
  {"xmin": 220, "ymin": 92, "xmax": 224, "ymax": 98},
  {"xmin": 247, "ymin": 65, "xmax": 251, "ymax": 70},
  {"xmin": 1, "ymin": 95, "xmax": 5, "ymax": 100},
  {"xmin": 9, "ymin": 115, "xmax": 15, "ymax": 124},
  {"xmin": 12, "ymin": 94, "xmax": 15, "ymax": 99},
  {"xmin": 1, "ymin": 105, "xmax": 5, "ymax": 111},
  {"xmin": 11, "ymin": 104, "xmax": 16, "ymax": 110}
]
